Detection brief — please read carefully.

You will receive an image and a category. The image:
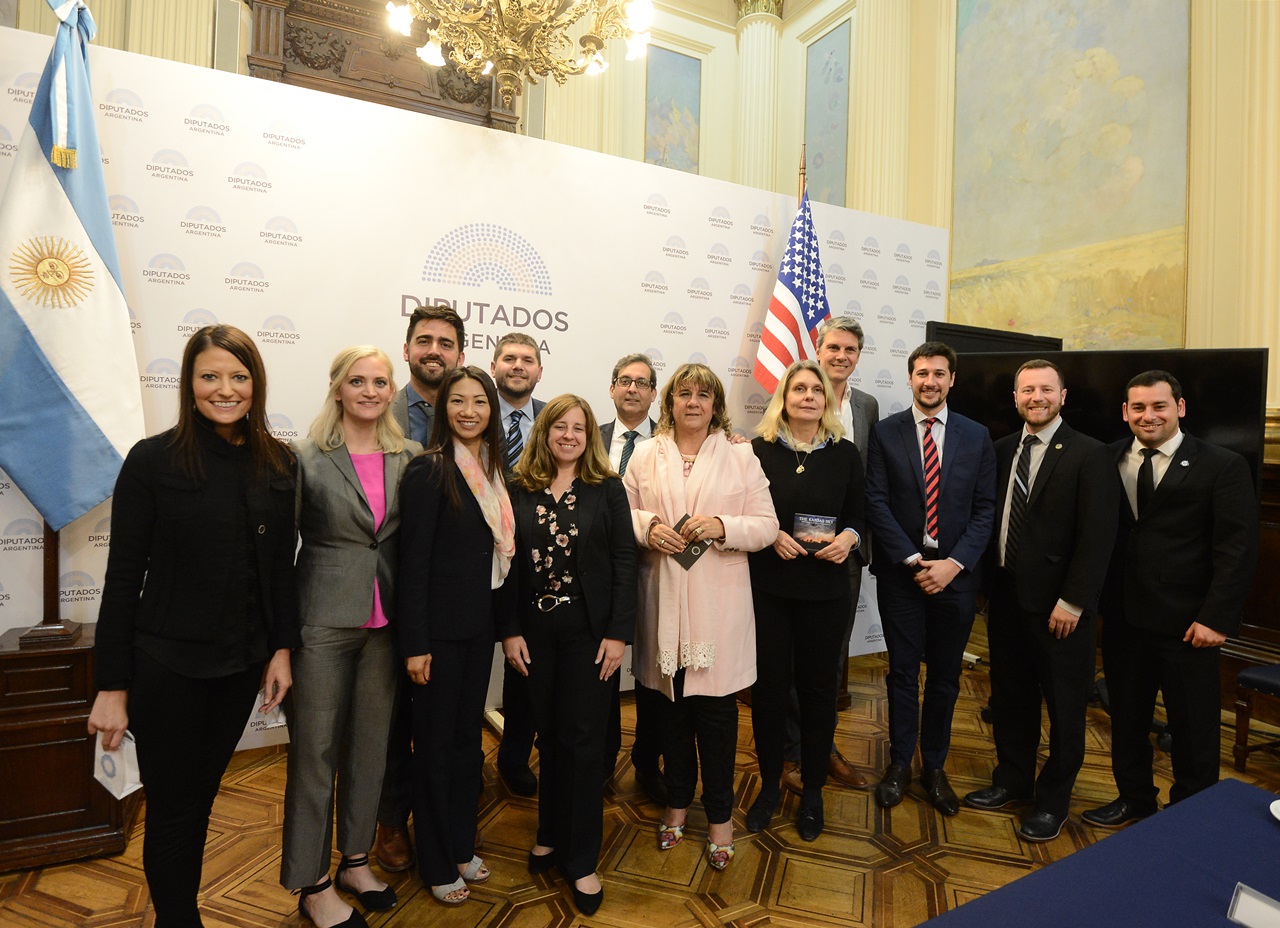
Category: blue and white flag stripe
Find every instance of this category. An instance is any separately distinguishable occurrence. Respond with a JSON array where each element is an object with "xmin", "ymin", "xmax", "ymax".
[{"xmin": 0, "ymin": 1, "xmax": 143, "ymax": 531}]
